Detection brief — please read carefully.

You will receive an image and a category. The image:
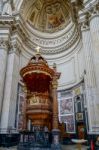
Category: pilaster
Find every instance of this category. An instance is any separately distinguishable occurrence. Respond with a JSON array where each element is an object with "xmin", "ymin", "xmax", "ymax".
[
  {"xmin": 0, "ymin": 39, "xmax": 21, "ymax": 130},
  {"xmin": 89, "ymin": 4, "xmax": 99, "ymax": 90},
  {"xmin": 0, "ymin": 39, "xmax": 9, "ymax": 123},
  {"xmin": 81, "ymin": 13, "xmax": 99, "ymax": 133},
  {"xmin": 51, "ymin": 64, "xmax": 61, "ymax": 150}
]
